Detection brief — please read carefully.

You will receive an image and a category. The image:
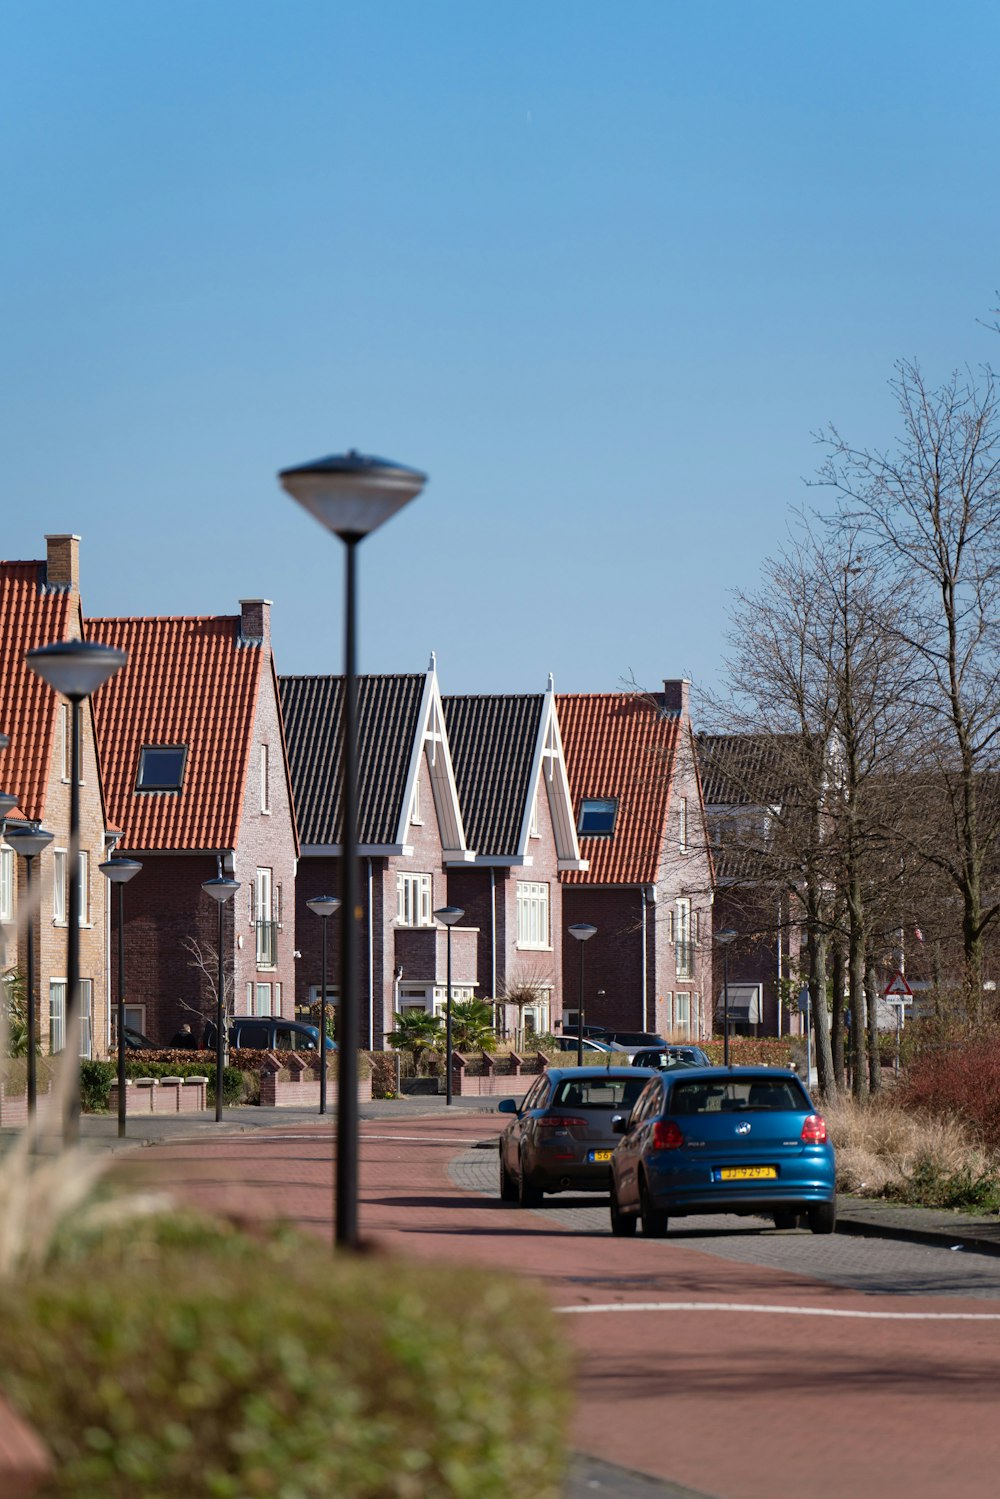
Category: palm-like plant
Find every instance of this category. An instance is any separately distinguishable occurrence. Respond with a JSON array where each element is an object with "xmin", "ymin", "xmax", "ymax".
[
  {"xmin": 448, "ymin": 999, "xmax": 497, "ymax": 1053},
  {"xmin": 3, "ymin": 969, "xmax": 31, "ymax": 1059},
  {"xmin": 386, "ymin": 1010, "xmax": 443, "ymax": 1072}
]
